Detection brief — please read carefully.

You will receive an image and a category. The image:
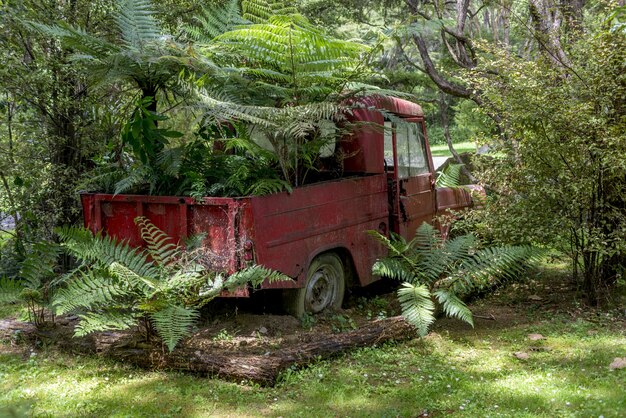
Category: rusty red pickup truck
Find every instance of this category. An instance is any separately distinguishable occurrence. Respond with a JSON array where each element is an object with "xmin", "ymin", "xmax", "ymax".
[{"xmin": 81, "ymin": 96, "xmax": 481, "ymax": 317}]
